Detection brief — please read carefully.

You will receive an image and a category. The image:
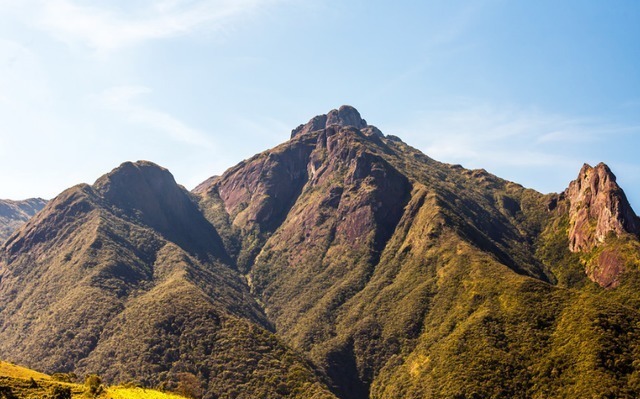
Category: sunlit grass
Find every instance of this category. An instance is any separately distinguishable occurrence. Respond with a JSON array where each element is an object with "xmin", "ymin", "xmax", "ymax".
[
  {"xmin": 0, "ymin": 360, "xmax": 51, "ymax": 380},
  {"xmin": 106, "ymin": 386, "xmax": 187, "ymax": 399}
]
